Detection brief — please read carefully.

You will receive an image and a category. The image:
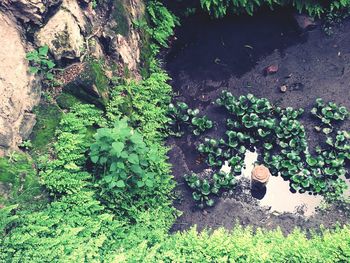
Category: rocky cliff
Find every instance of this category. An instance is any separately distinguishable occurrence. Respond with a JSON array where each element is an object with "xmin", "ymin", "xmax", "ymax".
[{"xmin": 0, "ymin": 0, "xmax": 146, "ymax": 155}]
